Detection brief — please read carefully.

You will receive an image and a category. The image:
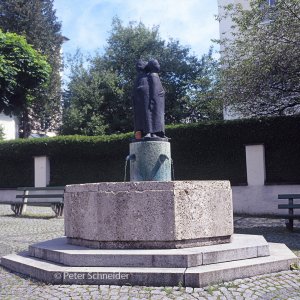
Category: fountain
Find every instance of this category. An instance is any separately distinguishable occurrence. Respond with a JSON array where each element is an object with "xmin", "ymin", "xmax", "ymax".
[{"xmin": 1, "ymin": 59, "xmax": 297, "ymax": 287}]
